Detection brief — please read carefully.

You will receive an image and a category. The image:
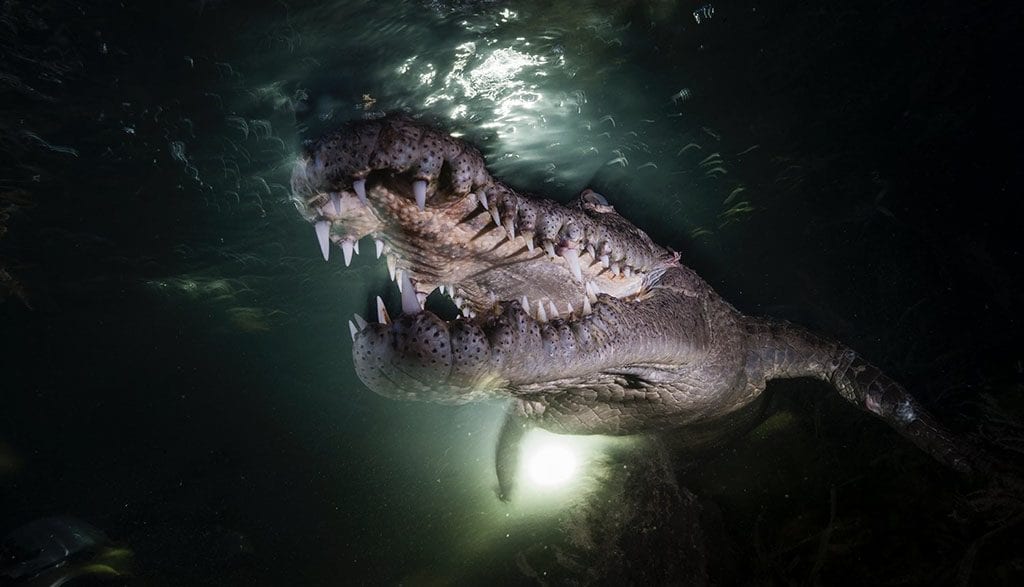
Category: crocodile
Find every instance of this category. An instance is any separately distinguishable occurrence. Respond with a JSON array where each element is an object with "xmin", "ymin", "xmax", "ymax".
[{"xmin": 289, "ymin": 113, "xmax": 988, "ymax": 499}]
